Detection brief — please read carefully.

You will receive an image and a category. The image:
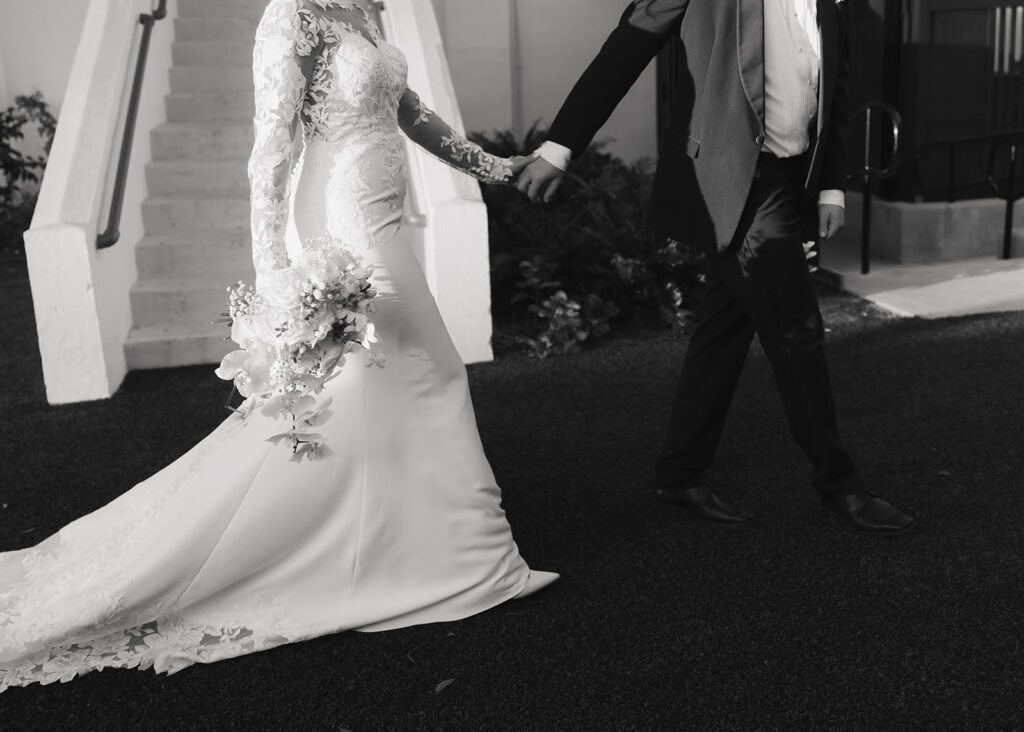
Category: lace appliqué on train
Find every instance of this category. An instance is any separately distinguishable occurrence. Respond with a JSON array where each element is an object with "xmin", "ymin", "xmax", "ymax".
[{"xmin": 0, "ymin": 420, "xmax": 295, "ymax": 692}]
